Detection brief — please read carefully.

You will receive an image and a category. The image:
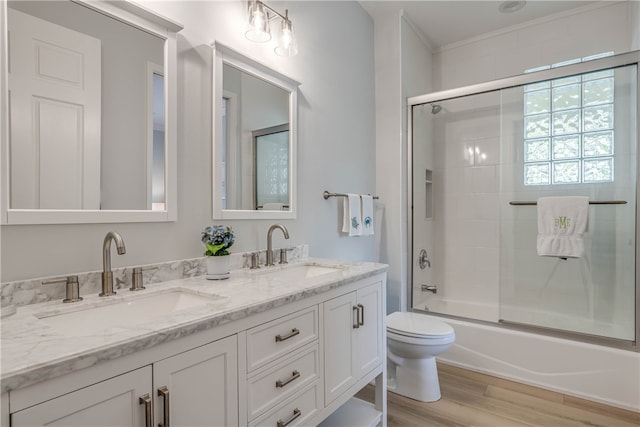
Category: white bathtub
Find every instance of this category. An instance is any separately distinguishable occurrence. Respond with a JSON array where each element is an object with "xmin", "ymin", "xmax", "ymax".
[{"xmin": 418, "ymin": 311, "xmax": 640, "ymax": 412}]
